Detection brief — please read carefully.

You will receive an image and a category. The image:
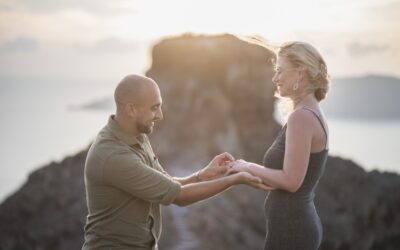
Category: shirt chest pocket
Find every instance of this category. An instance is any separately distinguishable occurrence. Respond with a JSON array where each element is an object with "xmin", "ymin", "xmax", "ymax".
[
  {"xmin": 150, "ymin": 155, "xmax": 162, "ymax": 171},
  {"xmin": 130, "ymin": 146, "xmax": 159, "ymax": 170}
]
